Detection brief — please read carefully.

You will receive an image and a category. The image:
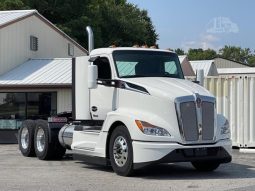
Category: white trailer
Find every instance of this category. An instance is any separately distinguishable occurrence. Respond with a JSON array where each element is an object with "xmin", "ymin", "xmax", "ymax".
[{"xmin": 18, "ymin": 27, "xmax": 232, "ymax": 176}]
